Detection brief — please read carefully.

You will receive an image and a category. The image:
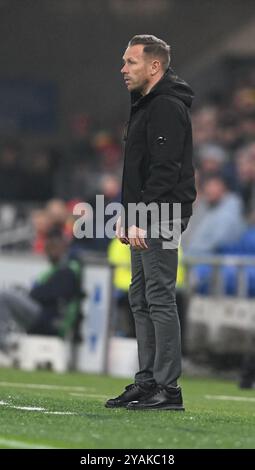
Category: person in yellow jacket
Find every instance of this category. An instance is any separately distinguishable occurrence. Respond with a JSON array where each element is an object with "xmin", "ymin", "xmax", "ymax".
[
  {"xmin": 108, "ymin": 238, "xmax": 135, "ymax": 337},
  {"xmin": 108, "ymin": 238, "xmax": 131, "ymax": 293},
  {"xmin": 176, "ymin": 245, "xmax": 185, "ymax": 288}
]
